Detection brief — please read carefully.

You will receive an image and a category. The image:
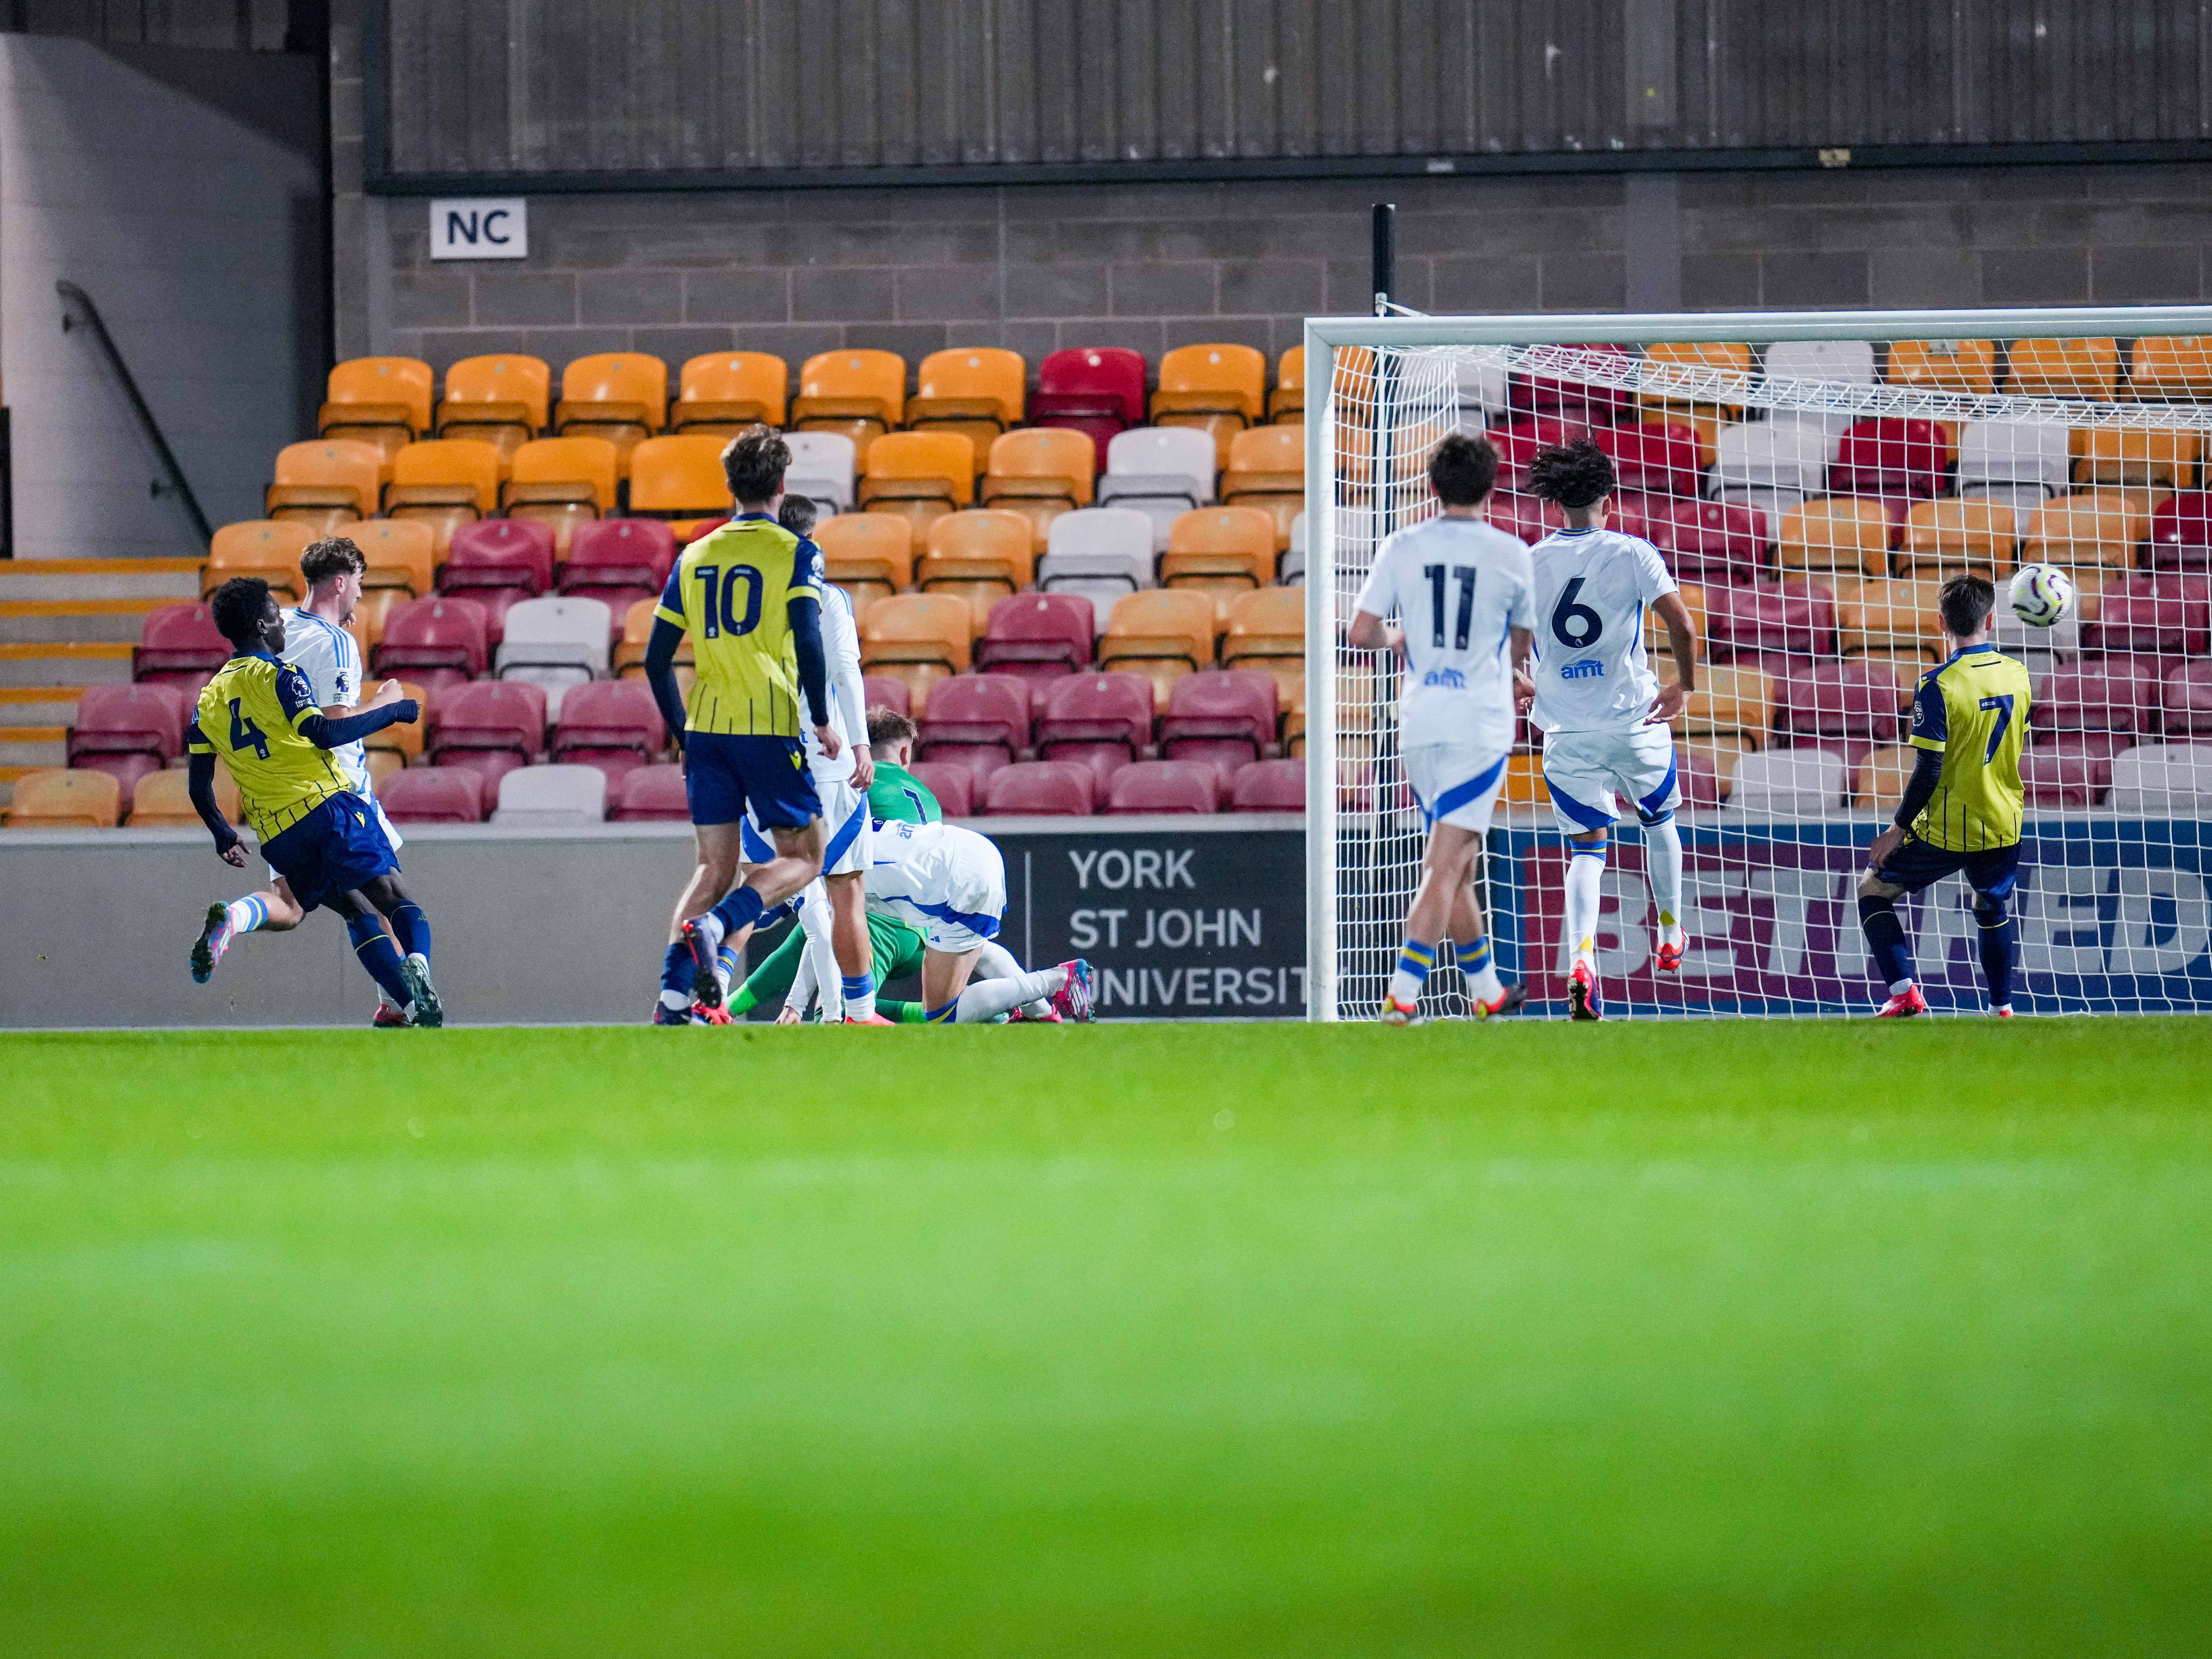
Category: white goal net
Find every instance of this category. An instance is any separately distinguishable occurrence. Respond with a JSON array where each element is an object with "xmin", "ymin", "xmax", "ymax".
[{"xmin": 1304, "ymin": 310, "xmax": 2212, "ymax": 1020}]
